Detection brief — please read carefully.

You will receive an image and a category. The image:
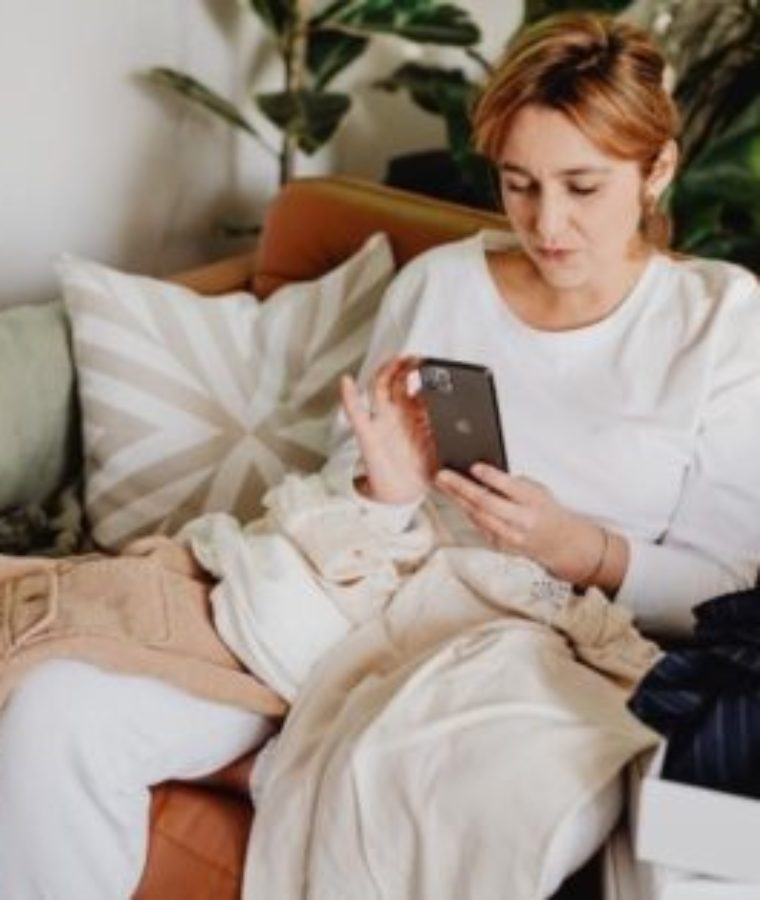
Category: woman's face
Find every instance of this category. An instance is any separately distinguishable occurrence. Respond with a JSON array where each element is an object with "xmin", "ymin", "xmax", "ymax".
[{"xmin": 497, "ymin": 104, "xmax": 650, "ymax": 291}]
